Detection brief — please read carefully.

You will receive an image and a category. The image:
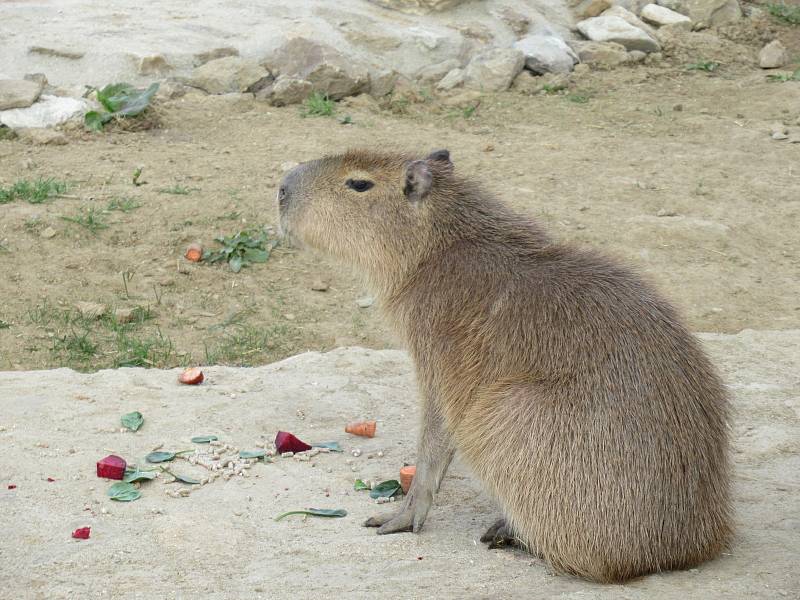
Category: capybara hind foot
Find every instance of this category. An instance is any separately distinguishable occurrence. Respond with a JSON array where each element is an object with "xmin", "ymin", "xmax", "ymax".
[{"xmin": 480, "ymin": 519, "xmax": 520, "ymax": 549}]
